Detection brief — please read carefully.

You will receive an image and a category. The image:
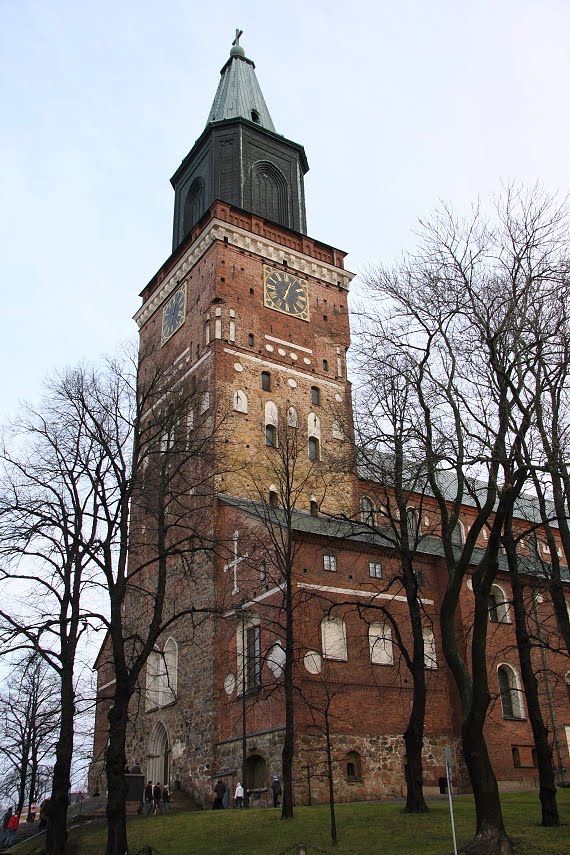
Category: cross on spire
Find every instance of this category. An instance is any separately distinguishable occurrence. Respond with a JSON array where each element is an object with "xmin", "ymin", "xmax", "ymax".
[
  {"xmin": 232, "ymin": 29, "xmax": 243, "ymax": 47},
  {"xmin": 224, "ymin": 530, "xmax": 249, "ymax": 594}
]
